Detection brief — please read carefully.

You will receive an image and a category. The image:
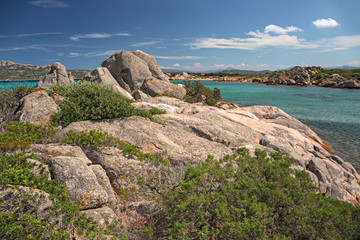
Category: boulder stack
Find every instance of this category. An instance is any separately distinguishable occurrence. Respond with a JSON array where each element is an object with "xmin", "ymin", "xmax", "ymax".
[
  {"xmin": 36, "ymin": 62, "xmax": 74, "ymax": 88},
  {"xmin": 102, "ymin": 50, "xmax": 186, "ymax": 99}
]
